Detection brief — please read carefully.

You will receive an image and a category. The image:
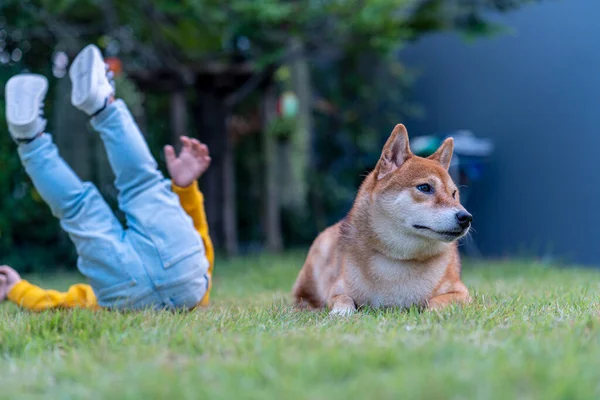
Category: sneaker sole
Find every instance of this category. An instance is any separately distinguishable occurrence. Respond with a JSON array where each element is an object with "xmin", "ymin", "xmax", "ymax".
[
  {"xmin": 6, "ymin": 74, "xmax": 48, "ymax": 127},
  {"xmin": 69, "ymin": 44, "xmax": 103, "ymax": 111}
]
